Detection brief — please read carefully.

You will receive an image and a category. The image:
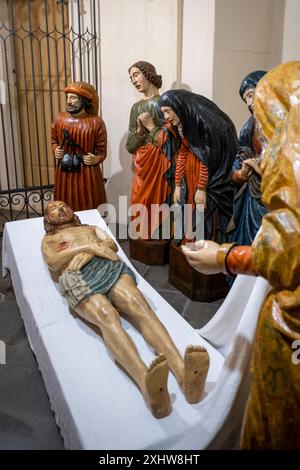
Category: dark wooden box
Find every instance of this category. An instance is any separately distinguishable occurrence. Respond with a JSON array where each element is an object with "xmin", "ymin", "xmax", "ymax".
[
  {"xmin": 129, "ymin": 238, "xmax": 170, "ymax": 266},
  {"xmin": 169, "ymin": 240, "xmax": 230, "ymax": 302}
]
